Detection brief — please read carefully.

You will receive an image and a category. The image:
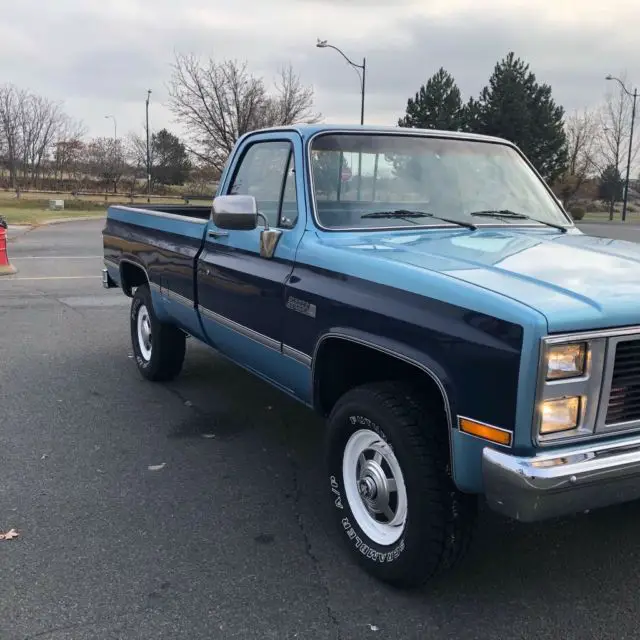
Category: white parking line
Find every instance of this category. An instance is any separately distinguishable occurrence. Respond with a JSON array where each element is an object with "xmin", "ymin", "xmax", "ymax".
[
  {"xmin": 0, "ymin": 276, "xmax": 102, "ymax": 281},
  {"xmin": 10, "ymin": 256, "xmax": 103, "ymax": 260}
]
